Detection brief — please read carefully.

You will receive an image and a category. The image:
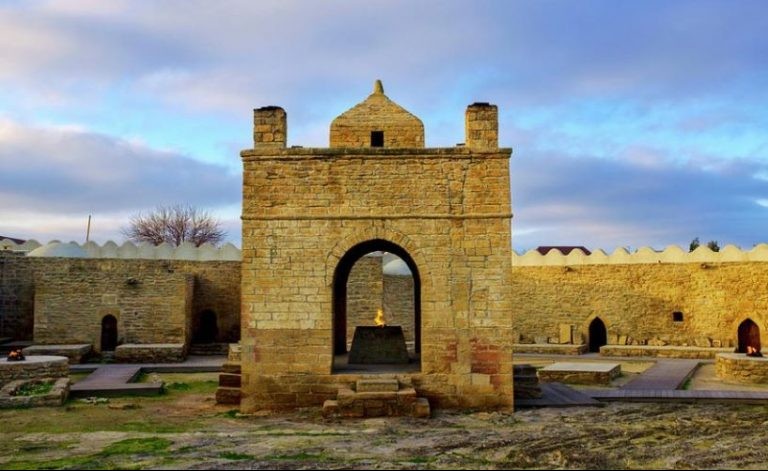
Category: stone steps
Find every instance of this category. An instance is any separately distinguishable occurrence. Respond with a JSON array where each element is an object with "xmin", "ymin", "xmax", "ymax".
[
  {"xmin": 215, "ymin": 361, "xmax": 241, "ymax": 405},
  {"xmin": 322, "ymin": 378, "xmax": 430, "ymax": 418}
]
